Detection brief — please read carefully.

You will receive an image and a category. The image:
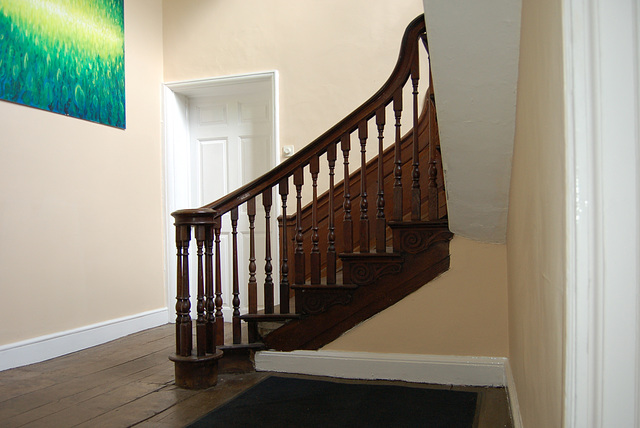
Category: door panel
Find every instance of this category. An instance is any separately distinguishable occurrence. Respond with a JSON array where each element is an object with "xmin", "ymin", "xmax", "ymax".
[{"xmin": 187, "ymin": 81, "xmax": 276, "ymax": 318}]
